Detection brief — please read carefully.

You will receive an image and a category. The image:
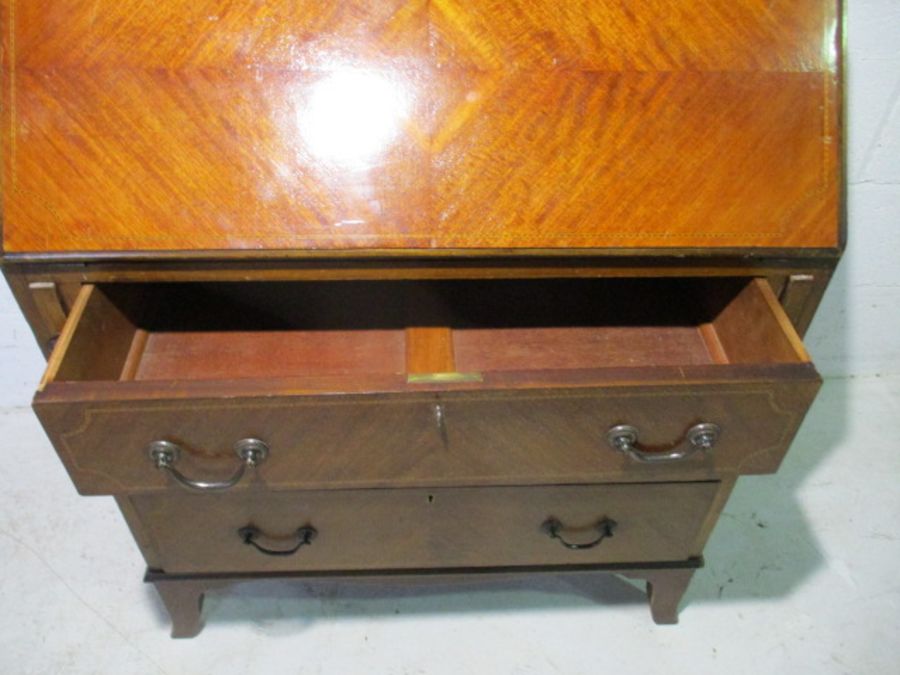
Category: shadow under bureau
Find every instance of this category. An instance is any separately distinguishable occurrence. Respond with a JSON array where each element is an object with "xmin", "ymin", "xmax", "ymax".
[{"xmin": 2, "ymin": 0, "xmax": 842, "ymax": 637}]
